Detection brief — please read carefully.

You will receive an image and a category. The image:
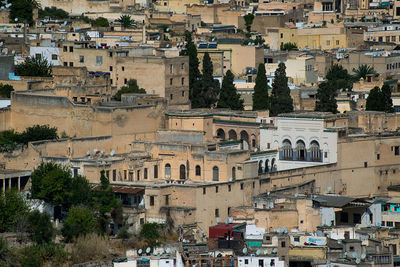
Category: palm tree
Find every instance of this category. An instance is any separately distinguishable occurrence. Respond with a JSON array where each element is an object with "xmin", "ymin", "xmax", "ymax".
[
  {"xmin": 352, "ymin": 64, "xmax": 377, "ymax": 81},
  {"xmin": 117, "ymin": 15, "xmax": 136, "ymax": 29}
]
